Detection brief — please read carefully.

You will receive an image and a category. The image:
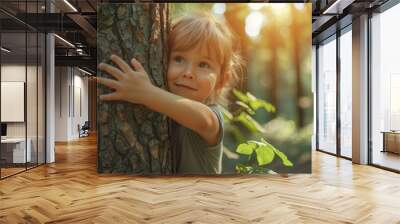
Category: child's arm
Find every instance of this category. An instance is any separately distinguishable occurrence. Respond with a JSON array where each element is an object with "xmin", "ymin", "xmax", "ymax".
[{"xmin": 97, "ymin": 55, "xmax": 220, "ymax": 146}]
